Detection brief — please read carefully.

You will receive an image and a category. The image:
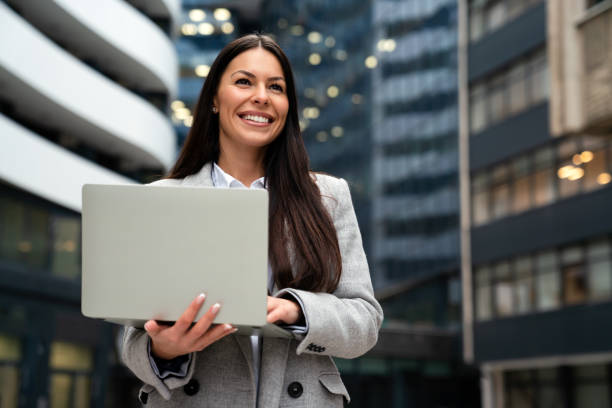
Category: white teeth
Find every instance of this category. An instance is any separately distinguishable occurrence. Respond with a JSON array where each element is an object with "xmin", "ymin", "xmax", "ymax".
[{"xmin": 242, "ymin": 114, "xmax": 270, "ymax": 123}]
